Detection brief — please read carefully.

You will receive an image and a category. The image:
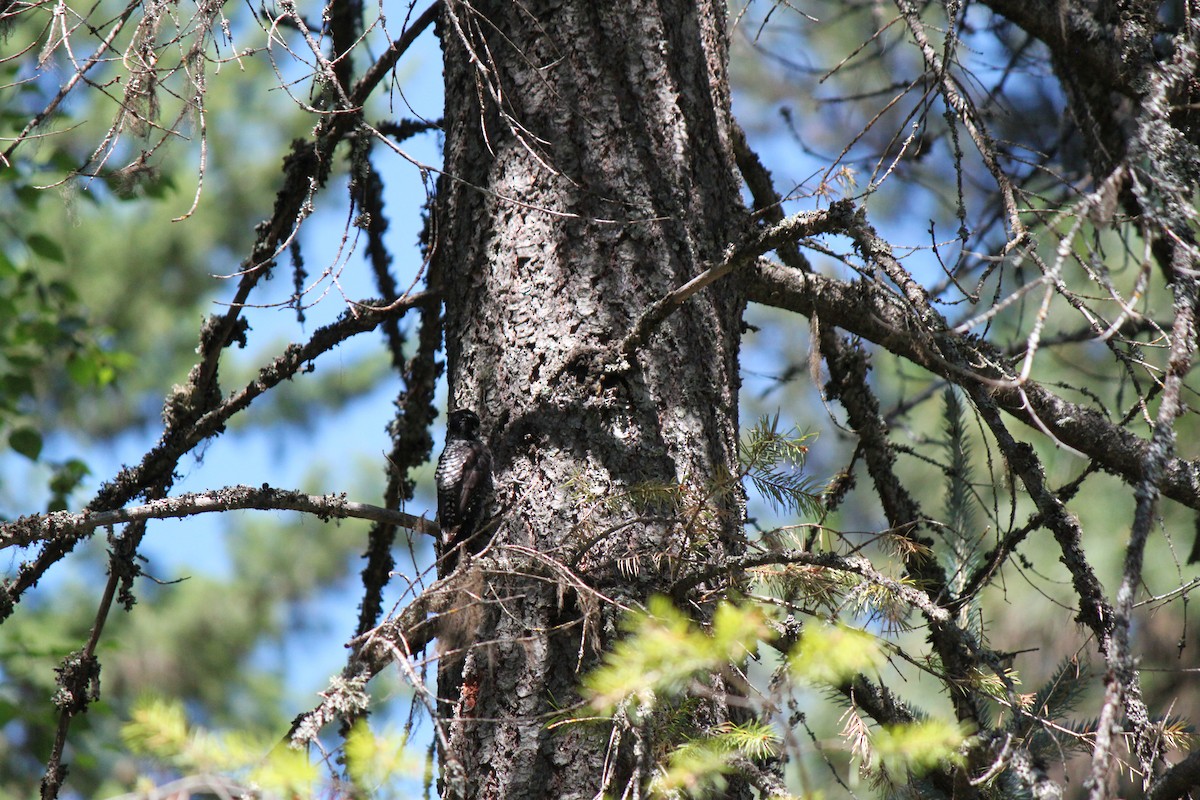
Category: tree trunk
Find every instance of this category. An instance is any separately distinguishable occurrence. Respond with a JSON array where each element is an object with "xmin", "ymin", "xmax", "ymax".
[{"xmin": 434, "ymin": 0, "xmax": 749, "ymax": 796}]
